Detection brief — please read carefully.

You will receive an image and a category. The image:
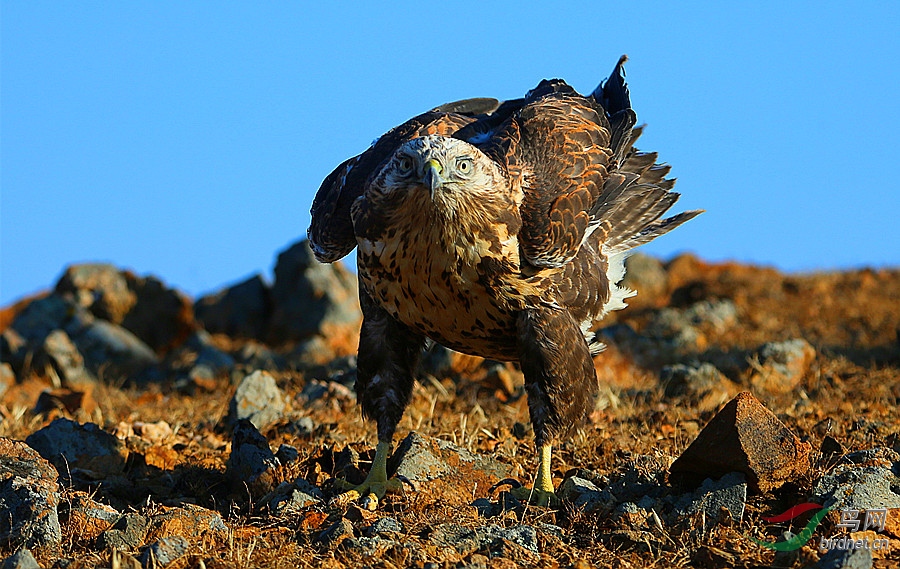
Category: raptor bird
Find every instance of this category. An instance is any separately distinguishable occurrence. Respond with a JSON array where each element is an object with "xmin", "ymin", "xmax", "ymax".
[{"xmin": 308, "ymin": 56, "xmax": 701, "ymax": 508}]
